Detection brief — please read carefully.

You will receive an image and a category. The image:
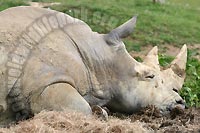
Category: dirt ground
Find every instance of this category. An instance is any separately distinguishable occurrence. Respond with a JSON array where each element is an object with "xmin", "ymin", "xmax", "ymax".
[
  {"xmin": 108, "ymin": 106, "xmax": 200, "ymax": 132},
  {"xmin": 28, "ymin": 2, "xmax": 61, "ymax": 8},
  {"xmin": 130, "ymin": 44, "xmax": 200, "ymax": 61},
  {"xmin": 0, "ymin": 106, "xmax": 199, "ymax": 133},
  {"xmin": 129, "ymin": 106, "xmax": 200, "ymax": 132}
]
